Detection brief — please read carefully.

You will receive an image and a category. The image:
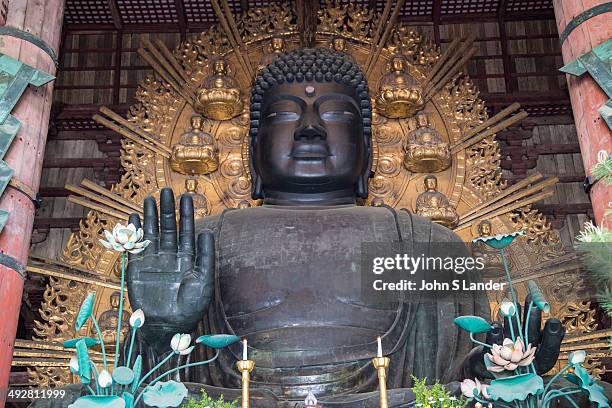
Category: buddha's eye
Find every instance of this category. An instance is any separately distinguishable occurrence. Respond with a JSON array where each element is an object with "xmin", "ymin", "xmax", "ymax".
[
  {"xmin": 265, "ymin": 111, "xmax": 300, "ymax": 121},
  {"xmin": 320, "ymin": 110, "xmax": 355, "ymax": 122}
]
